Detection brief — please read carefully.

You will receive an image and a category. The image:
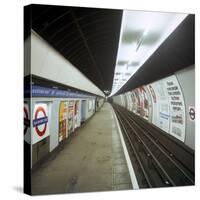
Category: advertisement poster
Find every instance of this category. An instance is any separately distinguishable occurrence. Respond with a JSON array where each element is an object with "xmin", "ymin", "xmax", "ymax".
[
  {"xmin": 126, "ymin": 92, "xmax": 134, "ymax": 111},
  {"xmin": 92, "ymin": 99, "xmax": 96, "ymax": 112},
  {"xmin": 148, "ymin": 81, "xmax": 170, "ymax": 133},
  {"xmin": 74, "ymin": 100, "xmax": 81, "ymax": 129},
  {"xmin": 59, "ymin": 101, "xmax": 68, "ymax": 142},
  {"xmin": 165, "ymin": 75, "xmax": 186, "ymax": 142},
  {"xmin": 32, "ymin": 103, "xmax": 49, "ymax": 144},
  {"xmin": 88, "ymin": 100, "xmax": 93, "ymax": 111},
  {"xmin": 68, "ymin": 100, "xmax": 75, "ymax": 134},
  {"xmin": 144, "ymin": 86, "xmax": 153, "ymax": 122},
  {"xmin": 133, "ymin": 88, "xmax": 141, "ymax": 115},
  {"xmin": 130, "ymin": 86, "xmax": 151, "ymax": 120},
  {"xmin": 138, "ymin": 86, "xmax": 150, "ymax": 120},
  {"xmin": 120, "ymin": 94, "xmax": 125, "ymax": 107},
  {"xmin": 131, "ymin": 90, "xmax": 138, "ymax": 113},
  {"xmin": 148, "ymin": 75, "xmax": 186, "ymax": 142},
  {"xmin": 157, "ymin": 80, "xmax": 170, "ymax": 133},
  {"xmin": 147, "ymin": 84, "xmax": 158, "ymax": 126}
]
